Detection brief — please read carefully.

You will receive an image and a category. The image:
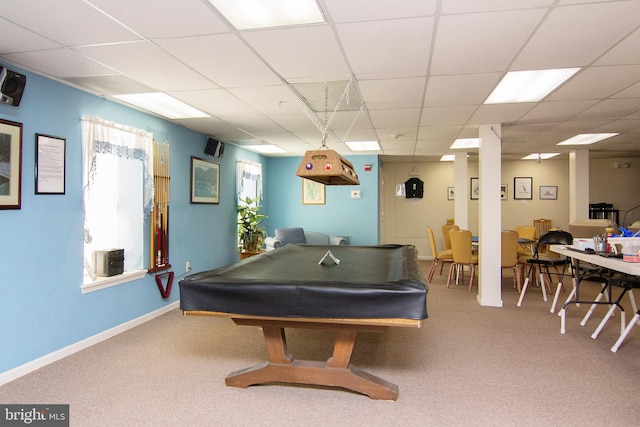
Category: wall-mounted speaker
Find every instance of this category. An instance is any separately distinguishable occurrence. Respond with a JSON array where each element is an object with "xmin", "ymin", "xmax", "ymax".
[
  {"xmin": 0, "ymin": 66, "xmax": 27, "ymax": 107},
  {"xmin": 205, "ymin": 138, "xmax": 225, "ymax": 157}
]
